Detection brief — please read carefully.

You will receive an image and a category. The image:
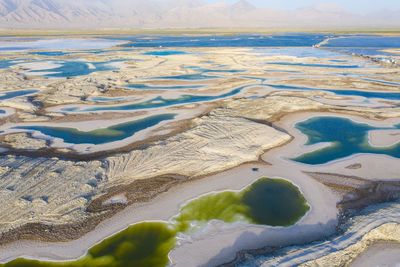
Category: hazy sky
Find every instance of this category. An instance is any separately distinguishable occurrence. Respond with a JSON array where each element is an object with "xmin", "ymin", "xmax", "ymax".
[{"xmin": 215, "ymin": 0, "xmax": 400, "ymax": 13}]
